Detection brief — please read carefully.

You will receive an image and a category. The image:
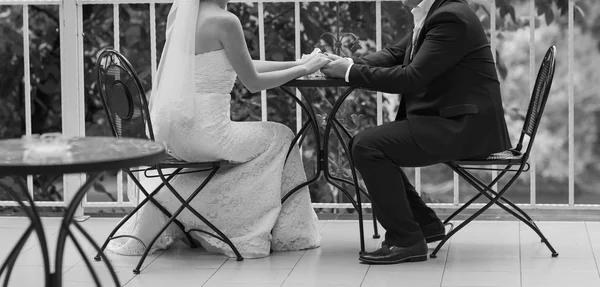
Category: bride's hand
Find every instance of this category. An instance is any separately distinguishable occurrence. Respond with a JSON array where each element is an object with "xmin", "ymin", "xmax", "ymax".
[
  {"xmin": 297, "ymin": 48, "xmax": 323, "ymax": 65},
  {"xmin": 302, "ymin": 54, "xmax": 332, "ymax": 75}
]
